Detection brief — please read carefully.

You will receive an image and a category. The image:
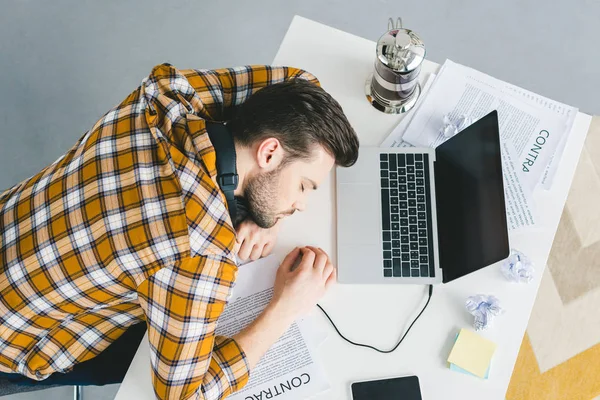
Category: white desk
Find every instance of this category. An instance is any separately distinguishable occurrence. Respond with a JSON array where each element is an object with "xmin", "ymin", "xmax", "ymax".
[{"xmin": 115, "ymin": 16, "xmax": 592, "ymax": 400}]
